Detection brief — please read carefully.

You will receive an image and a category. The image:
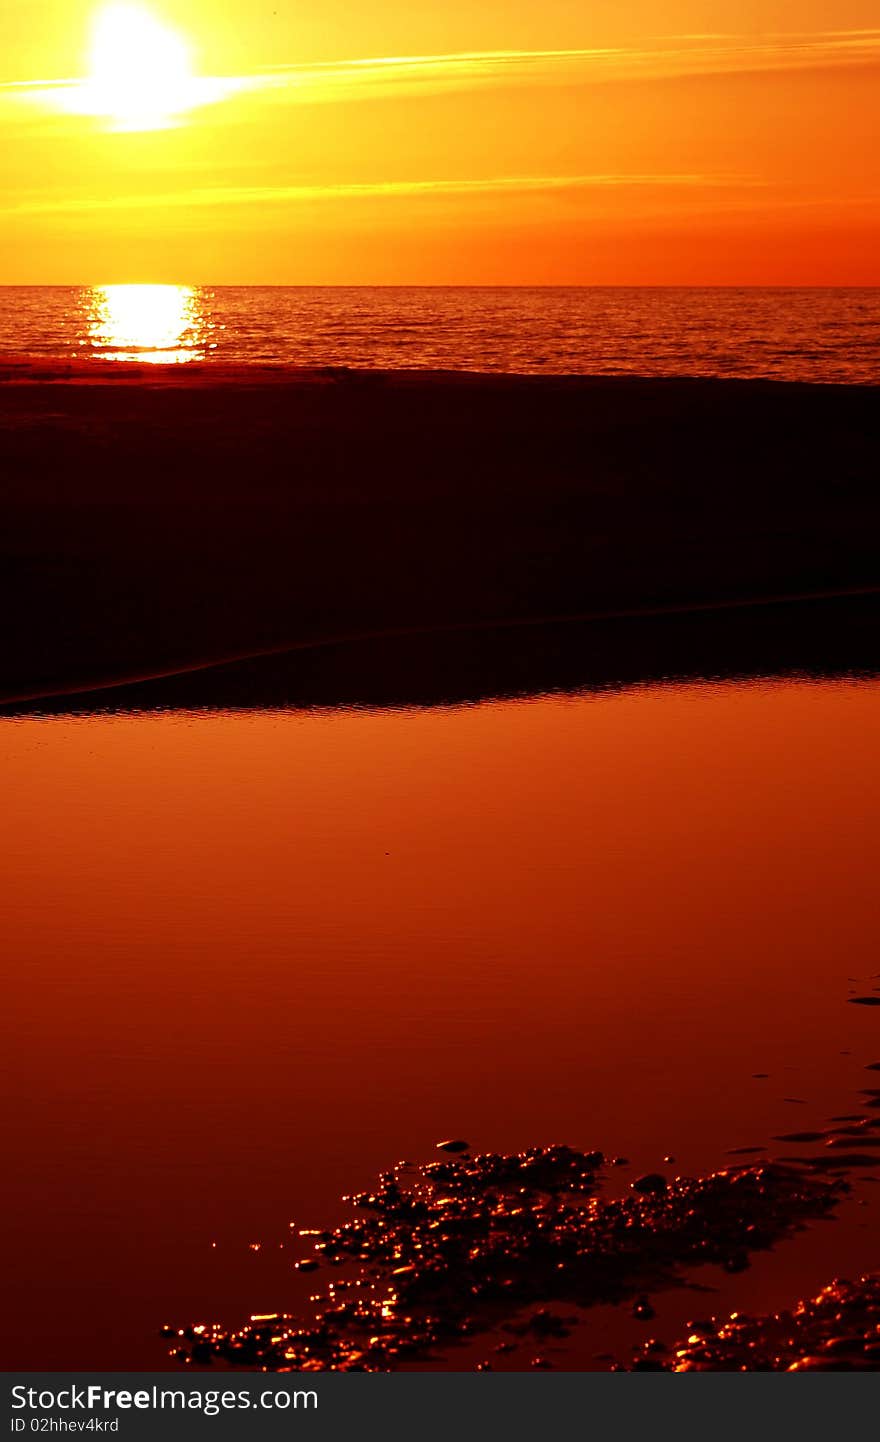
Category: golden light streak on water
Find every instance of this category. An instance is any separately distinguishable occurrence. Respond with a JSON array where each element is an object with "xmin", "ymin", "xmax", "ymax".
[{"xmin": 87, "ymin": 283, "xmax": 208, "ymax": 362}]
